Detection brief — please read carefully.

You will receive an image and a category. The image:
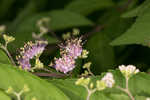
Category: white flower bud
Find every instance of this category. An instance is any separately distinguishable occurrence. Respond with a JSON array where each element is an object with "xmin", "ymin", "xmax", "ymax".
[
  {"xmin": 0, "ymin": 25, "xmax": 6, "ymax": 33},
  {"xmin": 119, "ymin": 65, "xmax": 140, "ymax": 78},
  {"xmin": 146, "ymin": 98, "xmax": 150, "ymax": 100},
  {"xmin": 101, "ymin": 73, "xmax": 115, "ymax": 88}
]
